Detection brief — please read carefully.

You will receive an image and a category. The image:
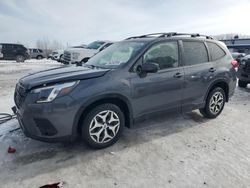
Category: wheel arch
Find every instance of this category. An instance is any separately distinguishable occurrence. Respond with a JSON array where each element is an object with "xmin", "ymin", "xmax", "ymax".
[
  {"xmin": 205, "ymin": 79, "xmax": 229, "ymax": 102},
  {"xmin": 72, "ymin": 93, "xmax": 133, "ymax": 136},
  {"xmin": 80, "ymin": 57, "xmax": 90, "ymax": 63},
  {"xmin": 36, "ymin": 55, "xmax": 43, "ymax": 59}
]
